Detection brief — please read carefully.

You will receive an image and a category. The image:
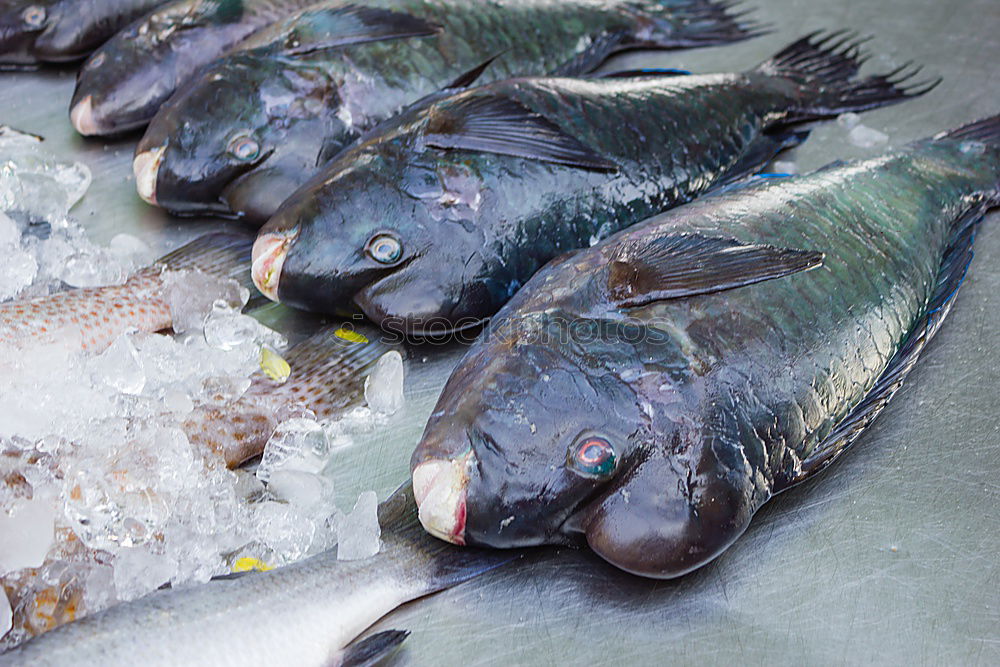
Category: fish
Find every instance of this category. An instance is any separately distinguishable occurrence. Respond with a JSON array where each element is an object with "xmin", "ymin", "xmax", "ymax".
[
  {"xmin": 185, "ymin": 322, "xmax": 398, "ymax": 468},
  {"xmin": 70, "ymin": 0, "xmax": 321, "ymax": 137},
  {"xmin": 408, "ymin": 115, "xmax": 1000, "ymax": 578},
  {"xmin": 253, "ymin": 32, "xmax": 935, "ymax": 334},
  {"xmin": 0, "ymin": 232, "xmax": 254, "ymax": 353},
  {"xmin": 0, "ymin": 483, "xmax": 522, "ymax": 666},
  {"xmin": 0, "ymin": 0, "xmax": 166, "ymax": 68},
  {"xmin": 132, "ymin": 0, "xmax": 762, "ymax": 222}
]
